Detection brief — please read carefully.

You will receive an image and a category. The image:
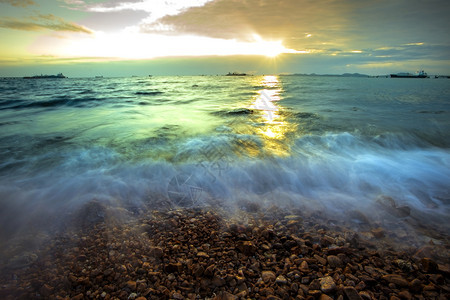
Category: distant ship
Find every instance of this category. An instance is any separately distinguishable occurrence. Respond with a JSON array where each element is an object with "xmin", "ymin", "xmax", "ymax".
[
  {"xmin": 226, "ymin": 72, "xmax": 247, "ymax": 76},
  {"xmin": 23, "ymin": 73, "xmax": 67, "ymax": 79},
  {"xmin": 390, "ymin": 70, "xmax": 428, "ymax": 78}
]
